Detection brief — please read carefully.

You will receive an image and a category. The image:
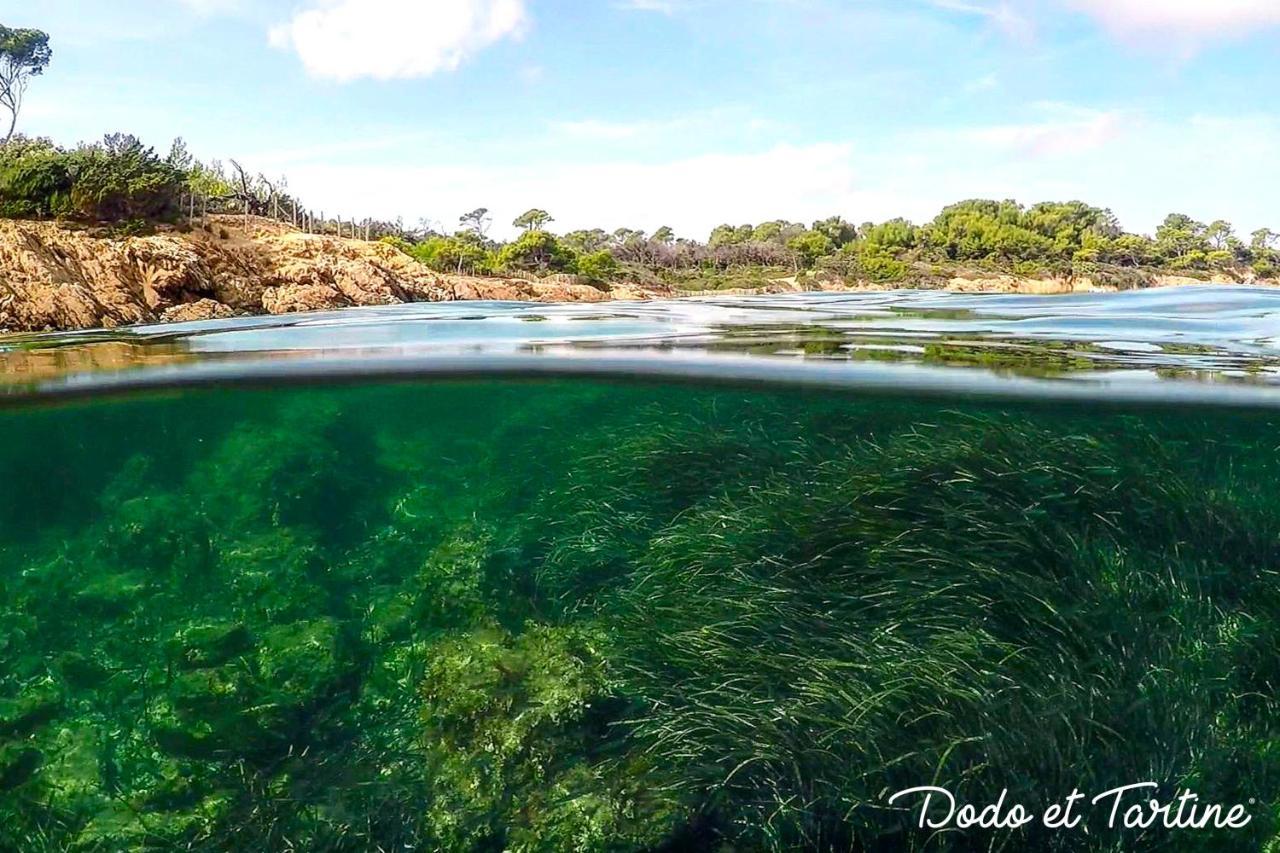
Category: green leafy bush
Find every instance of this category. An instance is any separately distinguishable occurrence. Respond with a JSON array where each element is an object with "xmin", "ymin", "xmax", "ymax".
[
  {"xmin": 0, "ymin": 139, "xmax": 71, "ymax": 218},
  {"xmin": 410, "ymin": 234, "xmax": 496, "ymax": 275},
  {"xmin": 0, "ymin": 133, "xmax": 184, "ymax": 223},
  {"xmin": 785, "ymin": 230, "xmax": 834, "ymax": 268},
  {"xmin": 497, "ymin": 229, "xmax": 578, "ymax": 275},
  {"xmin": 66, "ymin": 134, "xmax": 184, "ymax": 221},
  {"xmin": 378, "ymin": 235, "xmax": 413, "ymax": 255},
  {"xmin": 857, "ymin": 246, "xmax": 908, "ymax": 282},
  {"xmin": 575, "ymin": 249, "xmax": 618, "ymax": 285}
]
